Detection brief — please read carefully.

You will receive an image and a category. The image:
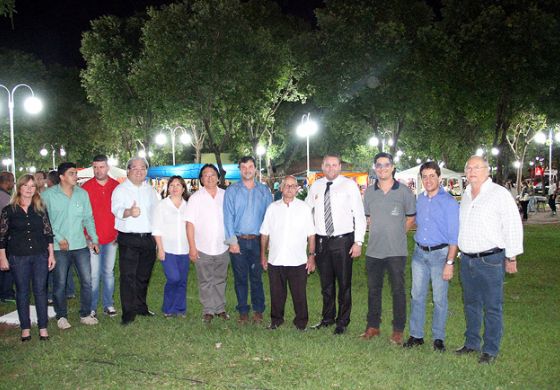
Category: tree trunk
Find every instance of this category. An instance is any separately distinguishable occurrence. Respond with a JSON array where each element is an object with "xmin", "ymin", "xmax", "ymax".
[{"xmin": 493, "ymin": 94, "xmax": 511, "ymax": 184}]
